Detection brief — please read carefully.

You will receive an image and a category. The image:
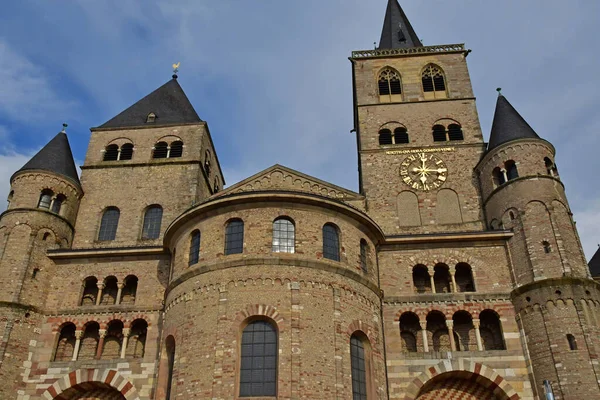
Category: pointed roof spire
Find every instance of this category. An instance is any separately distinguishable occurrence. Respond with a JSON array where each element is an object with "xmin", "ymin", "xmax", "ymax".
[
  {"xmin": 588, "ymin": 245, "xmax": 600, "ymax": 278},
  {"xmin": 378, "ymin": 0, "xmax": 423, "ymax": 49},
  {"xmin": 13, "ymin": 127, "xmax": 80, "ymax": 186},
  {"xmin": 488, "ymin": 92, "xmax": 541, "ymax": 151},
  {"xmin": 96, "ymin": 77, "xmax": 201, "ymax": 129}
]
